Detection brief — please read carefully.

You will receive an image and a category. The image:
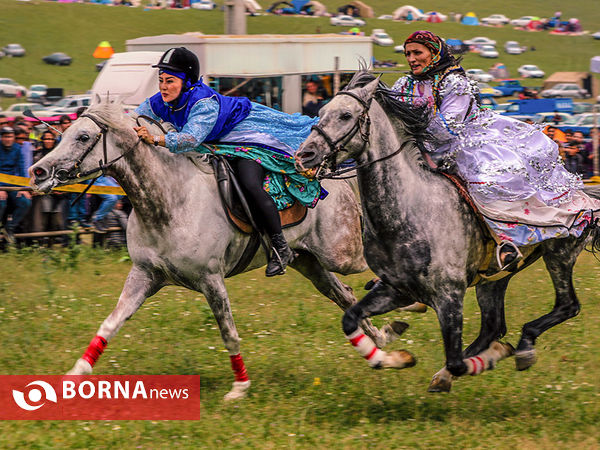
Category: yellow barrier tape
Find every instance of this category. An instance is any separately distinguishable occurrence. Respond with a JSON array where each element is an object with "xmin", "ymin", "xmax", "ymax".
[{"xmin": 0, "ymin": 173, "xmax": 126, "ymax": 195}]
